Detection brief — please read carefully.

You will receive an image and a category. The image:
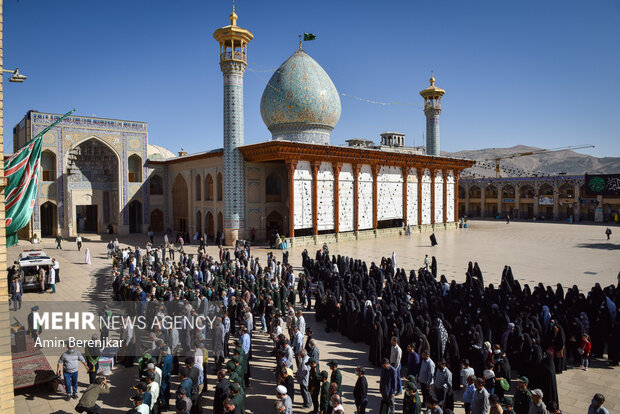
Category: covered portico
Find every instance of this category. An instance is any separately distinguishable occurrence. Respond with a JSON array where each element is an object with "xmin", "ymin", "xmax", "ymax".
[{"xmin": 239, "ymin": 140, "xmax": 473, "ymax": 246}]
